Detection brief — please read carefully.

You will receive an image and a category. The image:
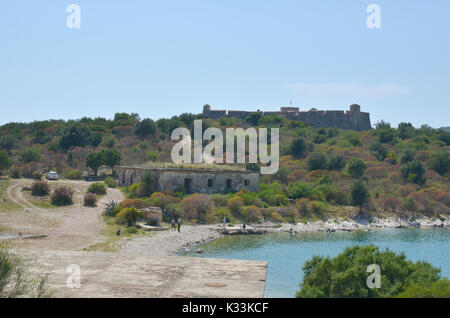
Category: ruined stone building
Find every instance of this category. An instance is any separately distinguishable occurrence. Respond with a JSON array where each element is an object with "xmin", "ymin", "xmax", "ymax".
[
  {"xmin": 202, "ymin": 104, "xmax": 372, "ymax": 131},
  {"xmin": 117, "ymin": 166, "xmax": 260, "ymax": 194}
]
